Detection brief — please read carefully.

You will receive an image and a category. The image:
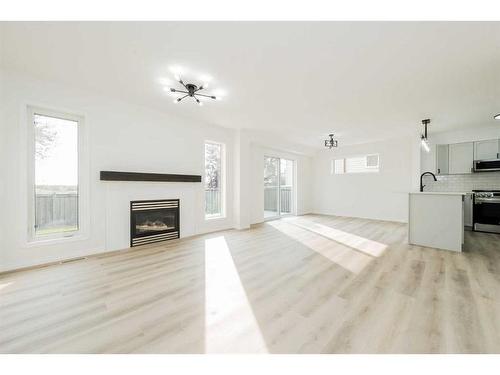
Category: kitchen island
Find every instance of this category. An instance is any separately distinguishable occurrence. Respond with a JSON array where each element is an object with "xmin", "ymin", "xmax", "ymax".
[{"xmin": 408, "ymin": 192, "xmax": 465, "ymax": 252}]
